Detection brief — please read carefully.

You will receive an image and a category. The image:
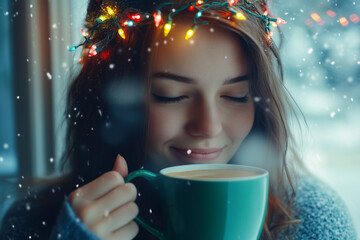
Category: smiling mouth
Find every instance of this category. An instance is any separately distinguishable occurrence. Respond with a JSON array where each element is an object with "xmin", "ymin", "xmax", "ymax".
[{"xmin": 170, "ymin": 147, "xmax": 224, "ymax": 162}]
